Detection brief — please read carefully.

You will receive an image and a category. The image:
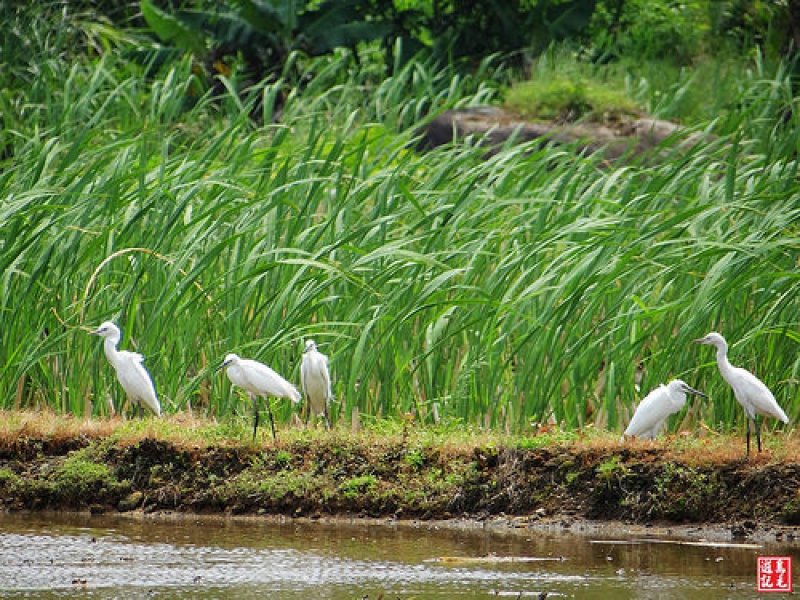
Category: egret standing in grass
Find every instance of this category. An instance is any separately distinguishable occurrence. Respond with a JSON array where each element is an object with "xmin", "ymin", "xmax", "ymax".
[
  {"xmin": 90, "ymin": 321, "xmax": 161, "ymax": 417},
  {"xmin": 694, "ymin": 332, "xmax": 788, "ymax": 455},
  {"xmin": 622, "ymin": 379, "xmax": 706, "ymax": 441},
  {"xmin": 217, "ymin": 353, "xmax": 301, "ymax": 440},
  {"xmin": 300, "ymin": 340, "xmax": 332, "ymax": 428}
]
